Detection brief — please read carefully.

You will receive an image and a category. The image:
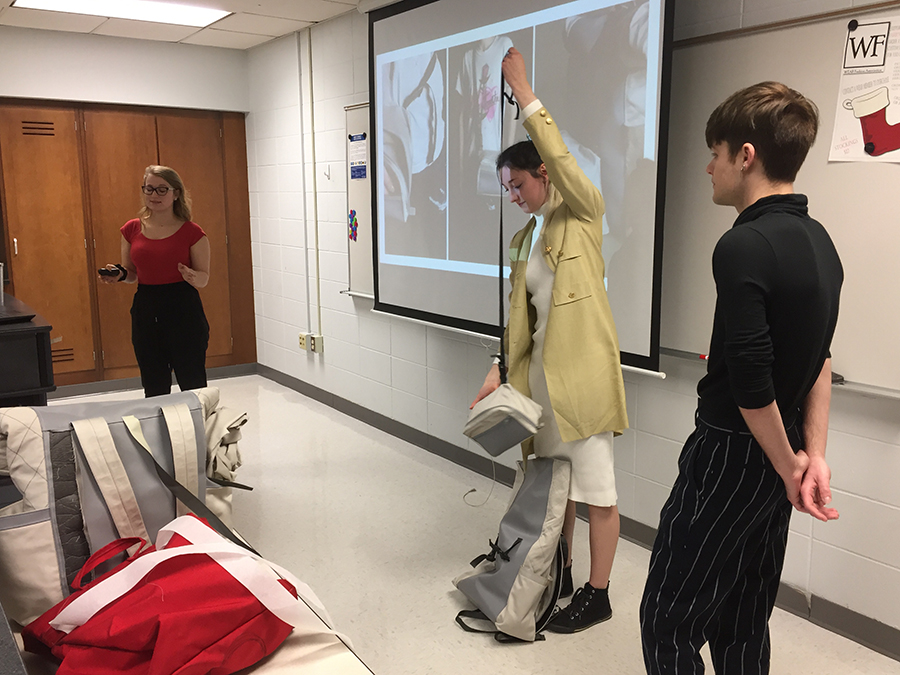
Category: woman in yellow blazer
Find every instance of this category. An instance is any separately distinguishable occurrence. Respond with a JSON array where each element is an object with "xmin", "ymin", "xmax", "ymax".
[{"xmin": 471, "ymin": 48, "xmax": 628, "ymax": 634}]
